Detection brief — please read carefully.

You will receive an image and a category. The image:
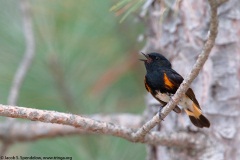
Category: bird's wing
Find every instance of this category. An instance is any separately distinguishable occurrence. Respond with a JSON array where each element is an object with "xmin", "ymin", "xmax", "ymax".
[
  {"xmin": 163, "ymin": 69, "xmax": 183, "ymax": 93},
  {"xmin": 165, "ymin": 69, "xmax": 201, "ymax": 109},
  {"xmin": 185, "ymin": 88, "xmax": 201, "ymax": 109}
]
